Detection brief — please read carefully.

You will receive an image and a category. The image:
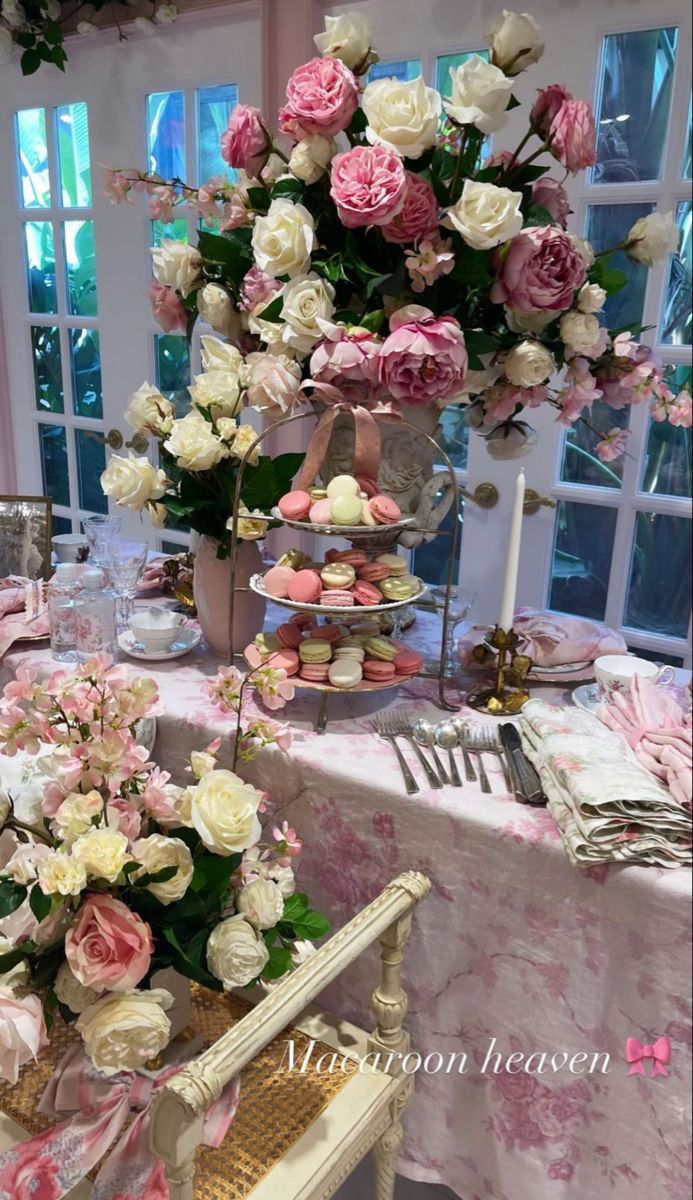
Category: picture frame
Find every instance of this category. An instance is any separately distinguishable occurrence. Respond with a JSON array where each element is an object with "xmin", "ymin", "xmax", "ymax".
[{"xmin": 0, "ymin": 495, "xmax": 53, "ymax": 581}]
